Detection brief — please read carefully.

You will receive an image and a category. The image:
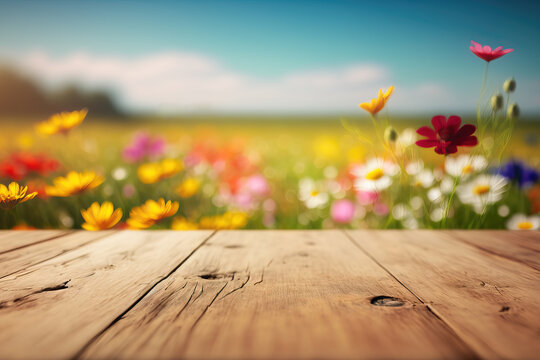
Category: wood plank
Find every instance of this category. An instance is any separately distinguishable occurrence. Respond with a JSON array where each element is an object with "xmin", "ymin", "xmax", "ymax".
[
  {"xmin": 450, "ymin": 230, "xmax": 540, "ymax": 271},
  {"xmin": 0, "ymin": 230, "xmax": 71, "ymax": 253},
  {"xmin": 0, "ymin": 231, "xmax": 117, "ymax": 279},
  {"xmin": 81, "ymin": 230, "xmax": 475, "ymax": 360},
  {"xmin": 346, "ymin": 230, "xmax": 540, "ymax": 360},
  {"xmin": 0, "ymin": 230, "xmax": 213, "ymax": 360}
]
